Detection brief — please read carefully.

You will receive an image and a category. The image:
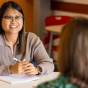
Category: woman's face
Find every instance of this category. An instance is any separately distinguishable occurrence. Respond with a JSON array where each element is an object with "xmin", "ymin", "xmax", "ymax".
[{"xmin": 1, "ymin": 7, "xmax": 23, "ymax": 35}]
